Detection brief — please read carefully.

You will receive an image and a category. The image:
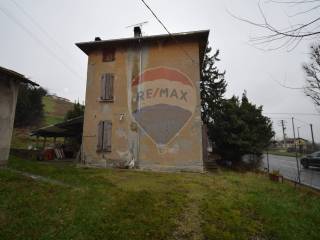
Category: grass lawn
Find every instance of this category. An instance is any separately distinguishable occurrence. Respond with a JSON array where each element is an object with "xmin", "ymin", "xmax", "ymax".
[
  {"xmin": 43, "ymin": 96, "xmax": 73, "ymax": 126},
  {"xmin": 1, "ymin": 156, "xmax": 320, "ymax": 240},
  {"xmin": 267, "ymin": 150, "xmax": 304, "ymax": 158}
]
